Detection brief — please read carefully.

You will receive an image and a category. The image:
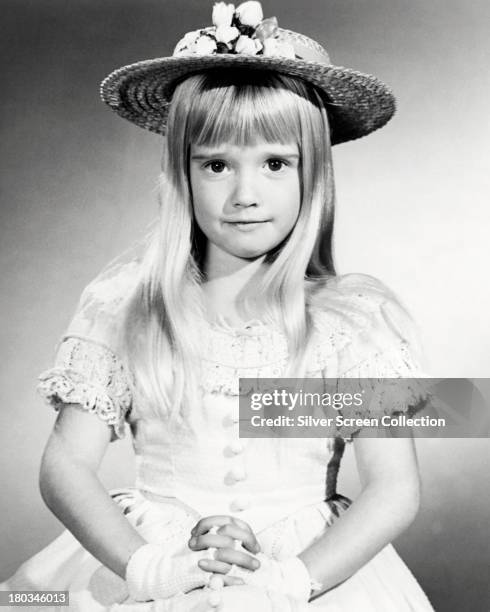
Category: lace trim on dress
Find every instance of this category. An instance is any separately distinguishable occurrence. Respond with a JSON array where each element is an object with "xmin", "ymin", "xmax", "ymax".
[
  {"xmin": 37, "ymin": 336, "xmax": 132, "ymax": 440},
  {"xmin": 198, "ymin": 296, "xmax": 431, "ymax": 432},
  {"xmin": 199, "ymin": 321, "xmax": 290, "ymax": 395},
  {"xmin": 198, "ymin": 304, "xmax": 383, "ymax": 396},
  {"xmin": 331, "ymin": 341, "xmax": 431, "ymax": 441},
  {"xmin": 198, "ymin": 281, "xmax": 406, "ymax": 397}
]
